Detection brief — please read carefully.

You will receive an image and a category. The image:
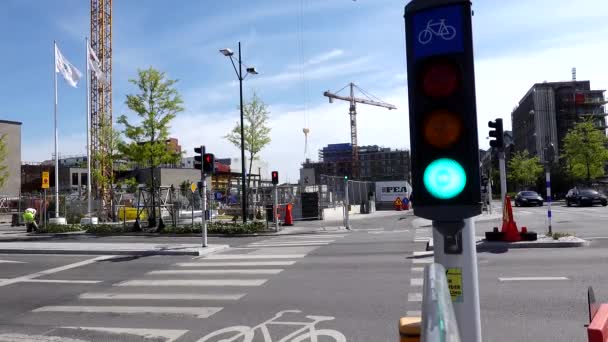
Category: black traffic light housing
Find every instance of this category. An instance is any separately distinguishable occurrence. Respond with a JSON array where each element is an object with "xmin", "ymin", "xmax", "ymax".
[
  {"xmin": 488, "ymin": 119, "xmax": 504, "ymax": 150},
  {"xmin": 404, "ymin": 0, "xmax": 481, "ymax": 221},
  {"xmin": 203, "ymin": 153, "xmax": 215, "ymax": 174},
  {"xmin": 194, "ymin": 146, "xmax": 203, "ymax": 170},
  {"xmin": 271, "ymin": 171, "xmax": 279, "ymax": 185}
]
